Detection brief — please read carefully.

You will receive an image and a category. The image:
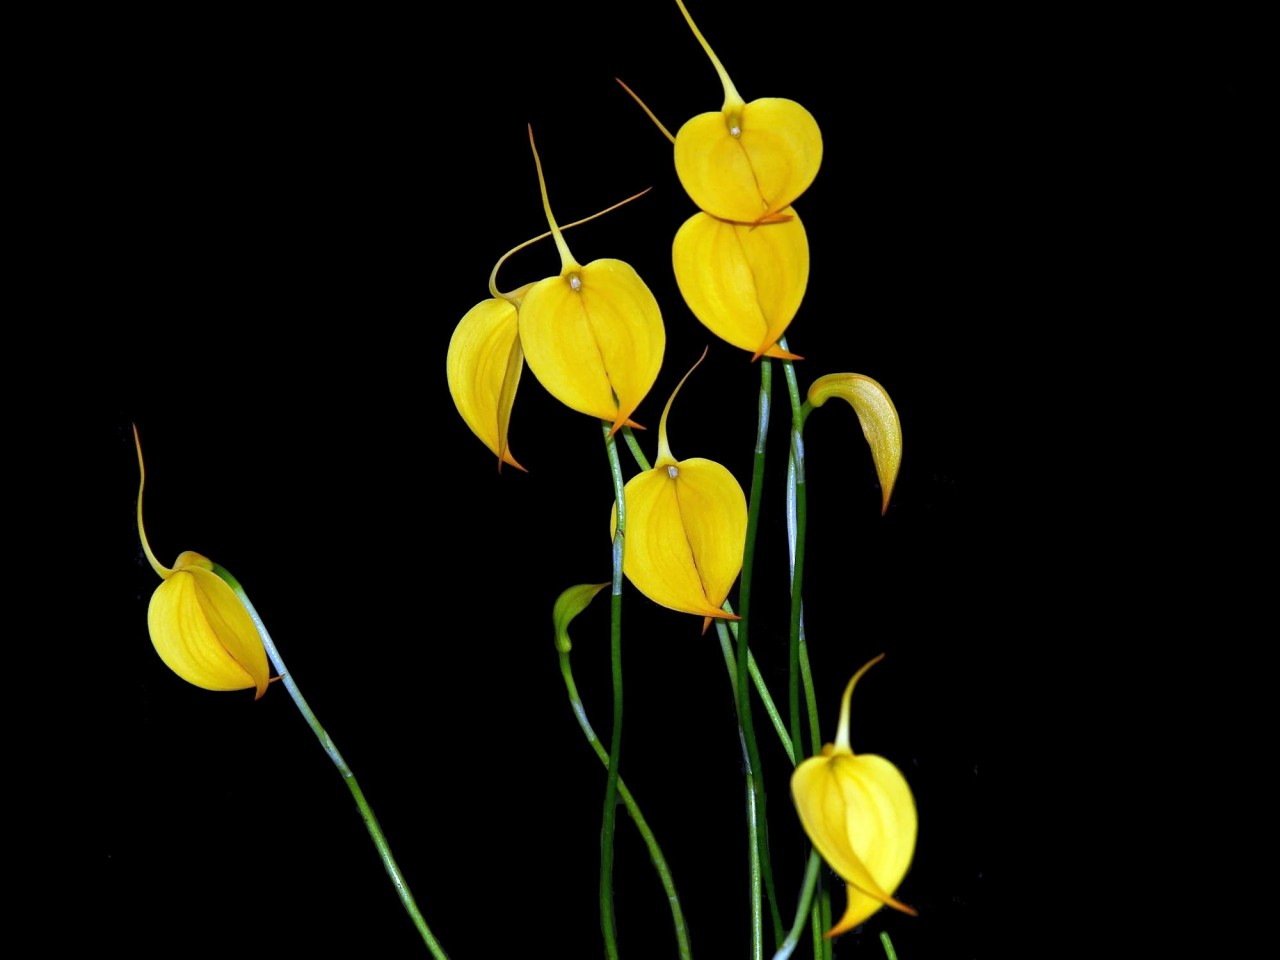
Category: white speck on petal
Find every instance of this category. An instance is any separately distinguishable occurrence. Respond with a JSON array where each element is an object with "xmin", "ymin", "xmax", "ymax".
[
  {"xmin": 667, "ymin": 465, "xmax": 679, "ymax": 478},
  {"xmin": 569, "ymin": 274, "xmax": 582, "ymax": 291}
]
